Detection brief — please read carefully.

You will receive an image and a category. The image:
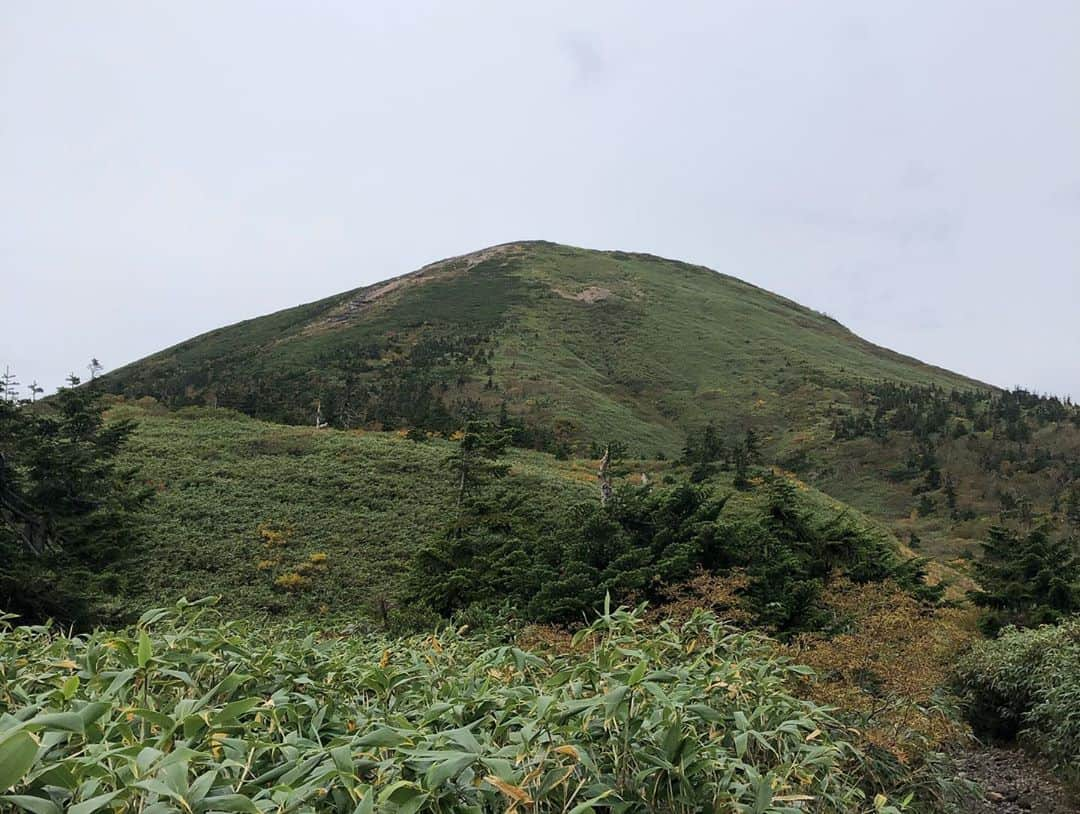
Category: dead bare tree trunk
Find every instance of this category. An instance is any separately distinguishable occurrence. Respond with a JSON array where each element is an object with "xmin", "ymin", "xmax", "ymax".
[{"xmin": 598, "ymin": 446, "xmax": 613, "ymax": 505}]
